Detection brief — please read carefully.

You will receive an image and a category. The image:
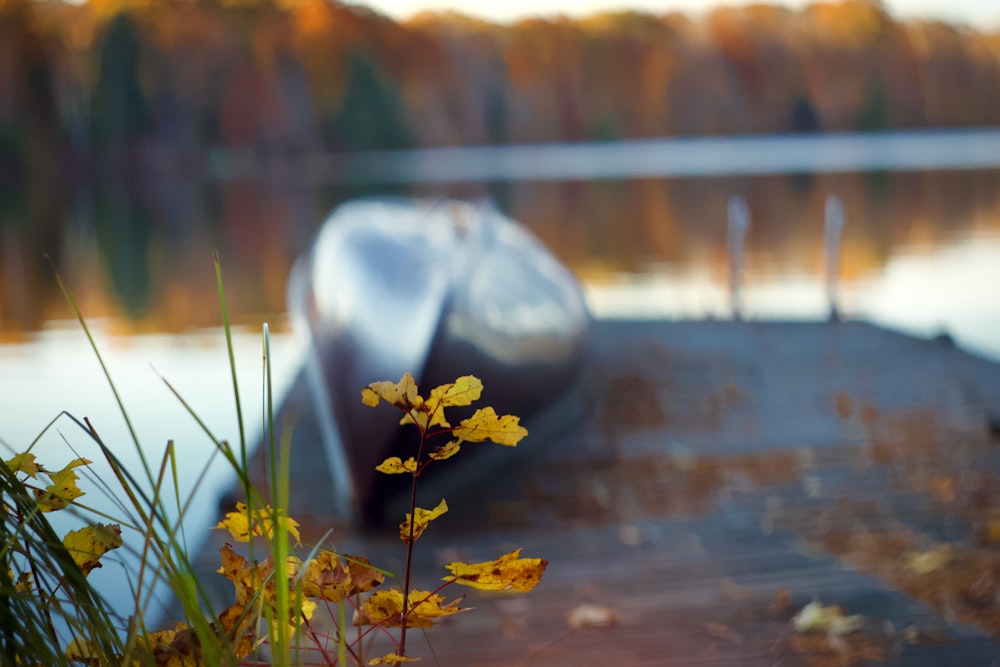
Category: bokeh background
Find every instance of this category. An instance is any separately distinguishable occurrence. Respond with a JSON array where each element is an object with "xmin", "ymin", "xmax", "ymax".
[{"xmin": 2, "ymin": 0, "xmax": 1000, "ymax": 340}]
